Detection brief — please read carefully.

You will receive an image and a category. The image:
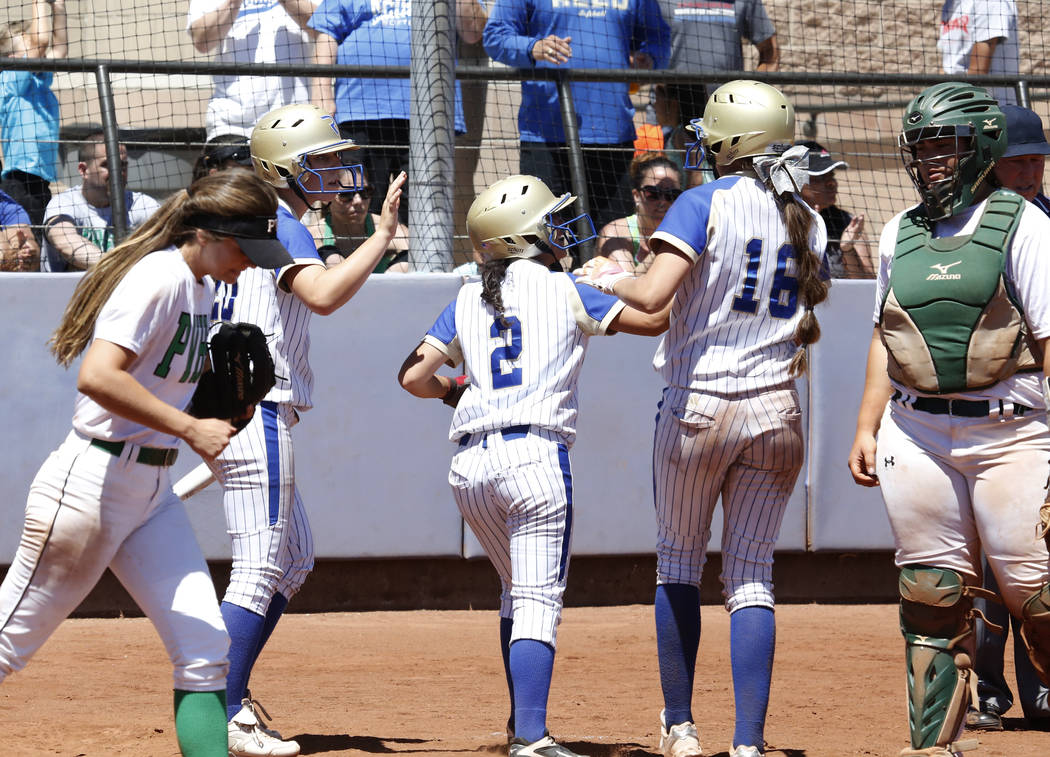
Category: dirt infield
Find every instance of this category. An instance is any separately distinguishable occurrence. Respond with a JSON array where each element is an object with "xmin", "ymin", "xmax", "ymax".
[{"xmin": 2, "ymin": 604, "xmax": 1047, "ymax": 757}]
